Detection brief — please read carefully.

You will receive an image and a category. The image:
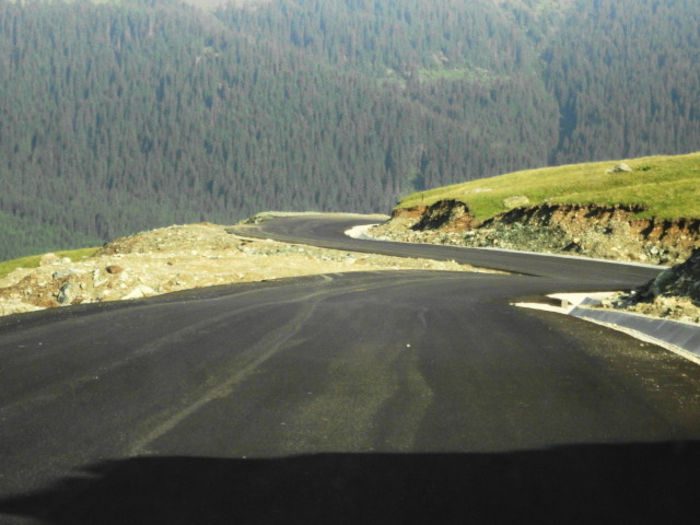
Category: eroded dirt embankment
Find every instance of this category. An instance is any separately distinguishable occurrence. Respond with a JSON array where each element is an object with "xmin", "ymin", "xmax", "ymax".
[{"xmin": 371, "ymin": 200, "xmax": 699, "ymax": 266}]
